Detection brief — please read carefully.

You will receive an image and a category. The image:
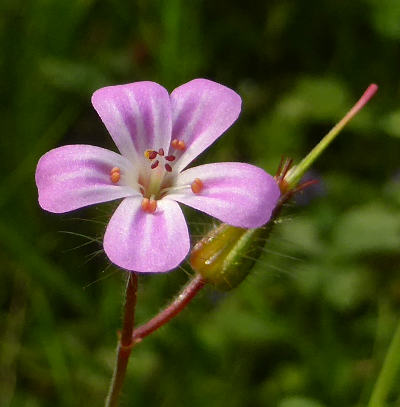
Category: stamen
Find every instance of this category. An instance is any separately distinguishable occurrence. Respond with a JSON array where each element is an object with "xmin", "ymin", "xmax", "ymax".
[
  {"xmin": 110, "ymin": 167, "xmax": 121, "ymax": 183},
  {"xmin": 158, "ymin": 148, "xmax": 164, "ymax": 156},
  {"xmin": 145, "ymin": 150, "xmax": 158, "ymax": 160},
  {"xmin": 141, "ymin": 198, "xmax": 149, "ymax": 211},
  {"xmin": 141, "ymin": 197, "xmax": 157, "ymax": 213},
  {"xmin": 171, "ymin": 139, "xmax": 186, "ymax": 150},
  {"xmin": 191, "ymin": 178, "xmax": 204, "ymax": 194},
  {"xmin": 165, "ymin": 163, "xmax": 172, "ymax": 172},
  {"xmin": 165, "ymin": 155, "xmax": 176, "ymax": 161},
  {"xmin": 151, "ymin": 160, "xmax": 159, "ymax": 169},
  {"xmin": 148, "ymin": 198, "xmax": 157, "ymax": 213}
]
